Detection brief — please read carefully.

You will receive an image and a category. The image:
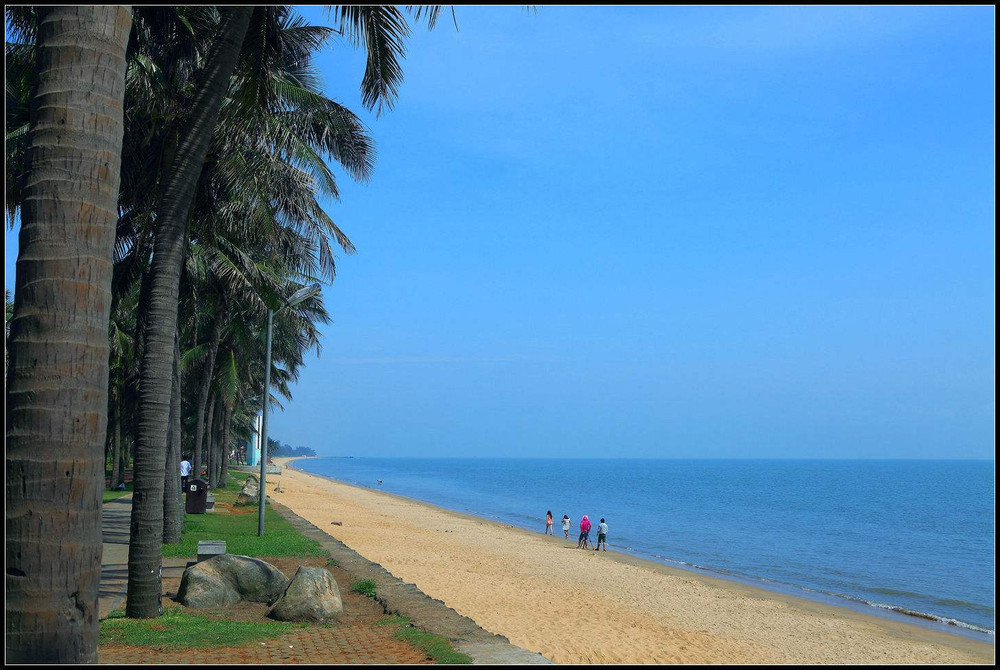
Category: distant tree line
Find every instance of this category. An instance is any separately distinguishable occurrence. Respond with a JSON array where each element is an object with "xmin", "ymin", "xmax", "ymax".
[{"xmin": 267, "ymin": 438, "xmax": 316, "ymax": 458}]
